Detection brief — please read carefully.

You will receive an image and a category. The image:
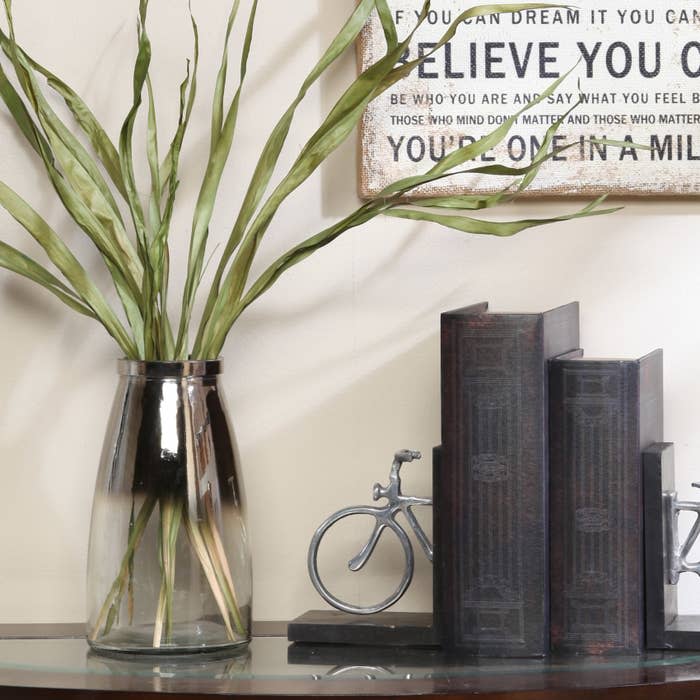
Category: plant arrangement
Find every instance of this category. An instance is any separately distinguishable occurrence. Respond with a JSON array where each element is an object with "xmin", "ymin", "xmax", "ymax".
[{"xmin": 0, "ymin": 0, "xmax": 617, "ymax": 649}]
